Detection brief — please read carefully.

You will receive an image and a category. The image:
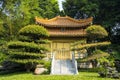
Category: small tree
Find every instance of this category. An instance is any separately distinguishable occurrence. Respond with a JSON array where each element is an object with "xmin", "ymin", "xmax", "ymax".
[
  {"xmin": 7, "ymin": 25, "xmax": 49, "ymax": 72},
  {"xmin": 86, "ymin": 25, "xmax": 108, "ymax": 42},
  {"xmin": 85, "ymin": 25, "xmax": 109, "ymax": 67}
]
